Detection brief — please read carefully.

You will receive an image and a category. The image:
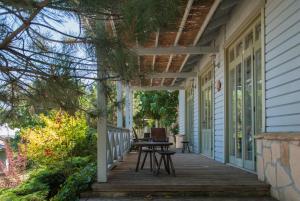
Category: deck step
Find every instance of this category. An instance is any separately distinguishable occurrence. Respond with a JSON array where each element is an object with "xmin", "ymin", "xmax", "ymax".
[{"xmin": 80, "ymin": 183, "xmax": 270, "ymax": 198}]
